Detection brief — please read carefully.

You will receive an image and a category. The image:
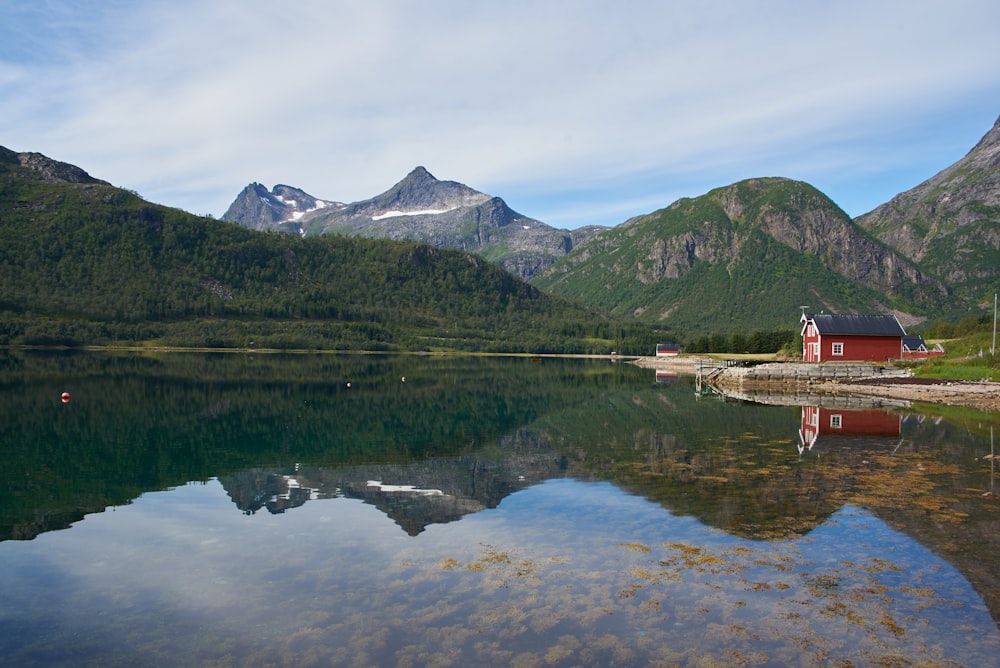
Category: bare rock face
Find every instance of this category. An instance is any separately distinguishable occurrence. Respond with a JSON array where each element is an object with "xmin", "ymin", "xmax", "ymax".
[
  {"xmin": 221, "ymin": 167, "xmax": 606, "ymax": 280},
  {"xmin": 856, "ymin": 115, "xmax": 1000, "ymax": 296},
  {"xmin": 628, "ymin": 178, "xmax": 943, "ymax": 299},
  {"xmin": 222, "ymin": 183, "xmax": 341, "ymax": 233},
  {"xmin": 716, "ymin": 179, "xmax": 938, "ymax": 298},
  {"xmin": 10, "ymin": 150, "xmax": 110, "ymax": 185}
]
